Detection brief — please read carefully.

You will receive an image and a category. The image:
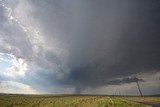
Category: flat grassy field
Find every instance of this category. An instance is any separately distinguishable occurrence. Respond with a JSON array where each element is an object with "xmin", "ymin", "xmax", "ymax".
[{"xmin": 0, "ymin": 94, "xmax": 155, "ymax": 107}]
